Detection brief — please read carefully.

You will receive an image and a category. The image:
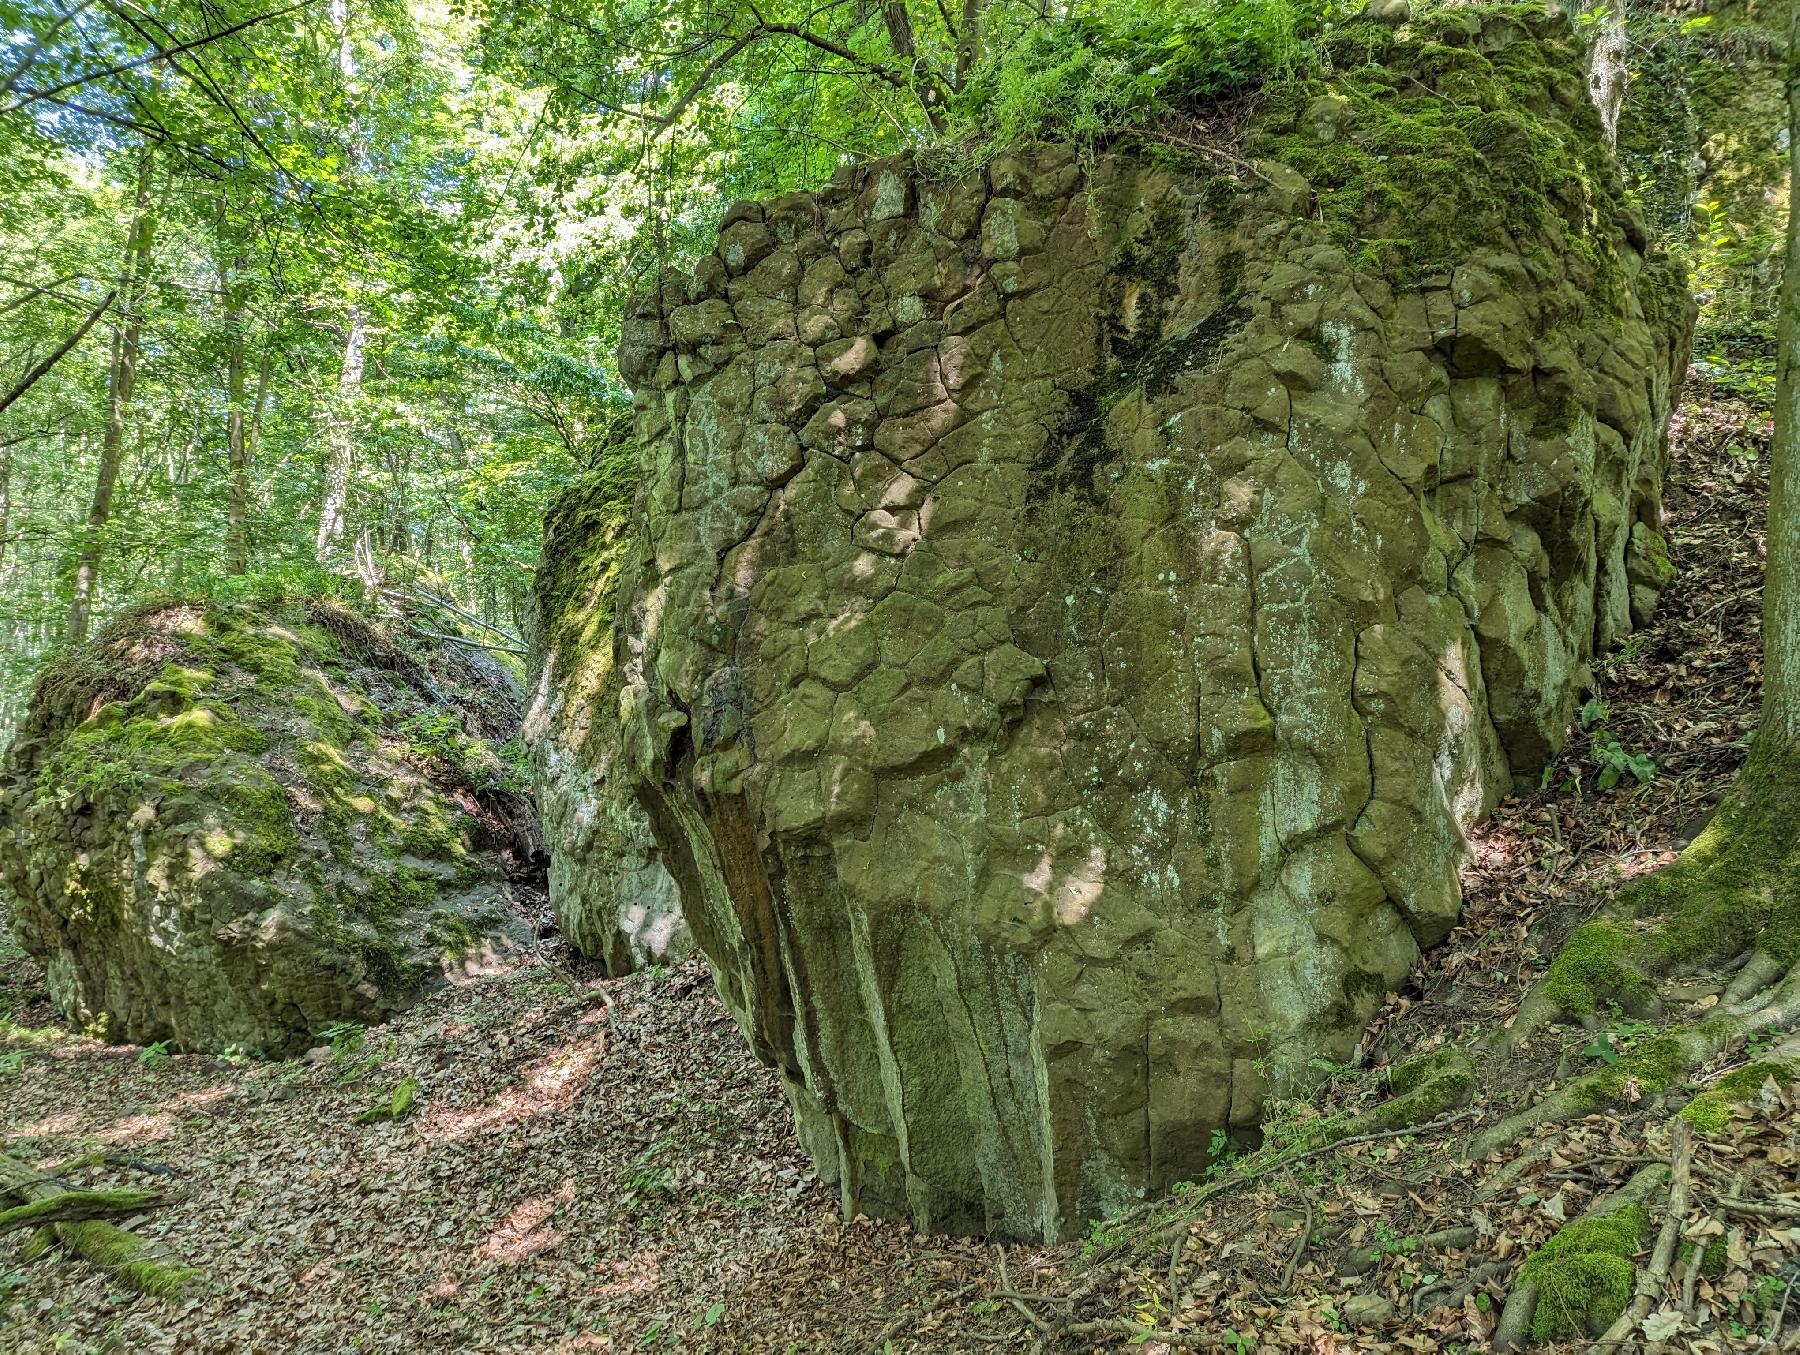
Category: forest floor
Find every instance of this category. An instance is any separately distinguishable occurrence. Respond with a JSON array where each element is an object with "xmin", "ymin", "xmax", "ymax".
[{"xmin": 2, "ymin": 377, "xmax": 1797, "ymax": 1354}]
